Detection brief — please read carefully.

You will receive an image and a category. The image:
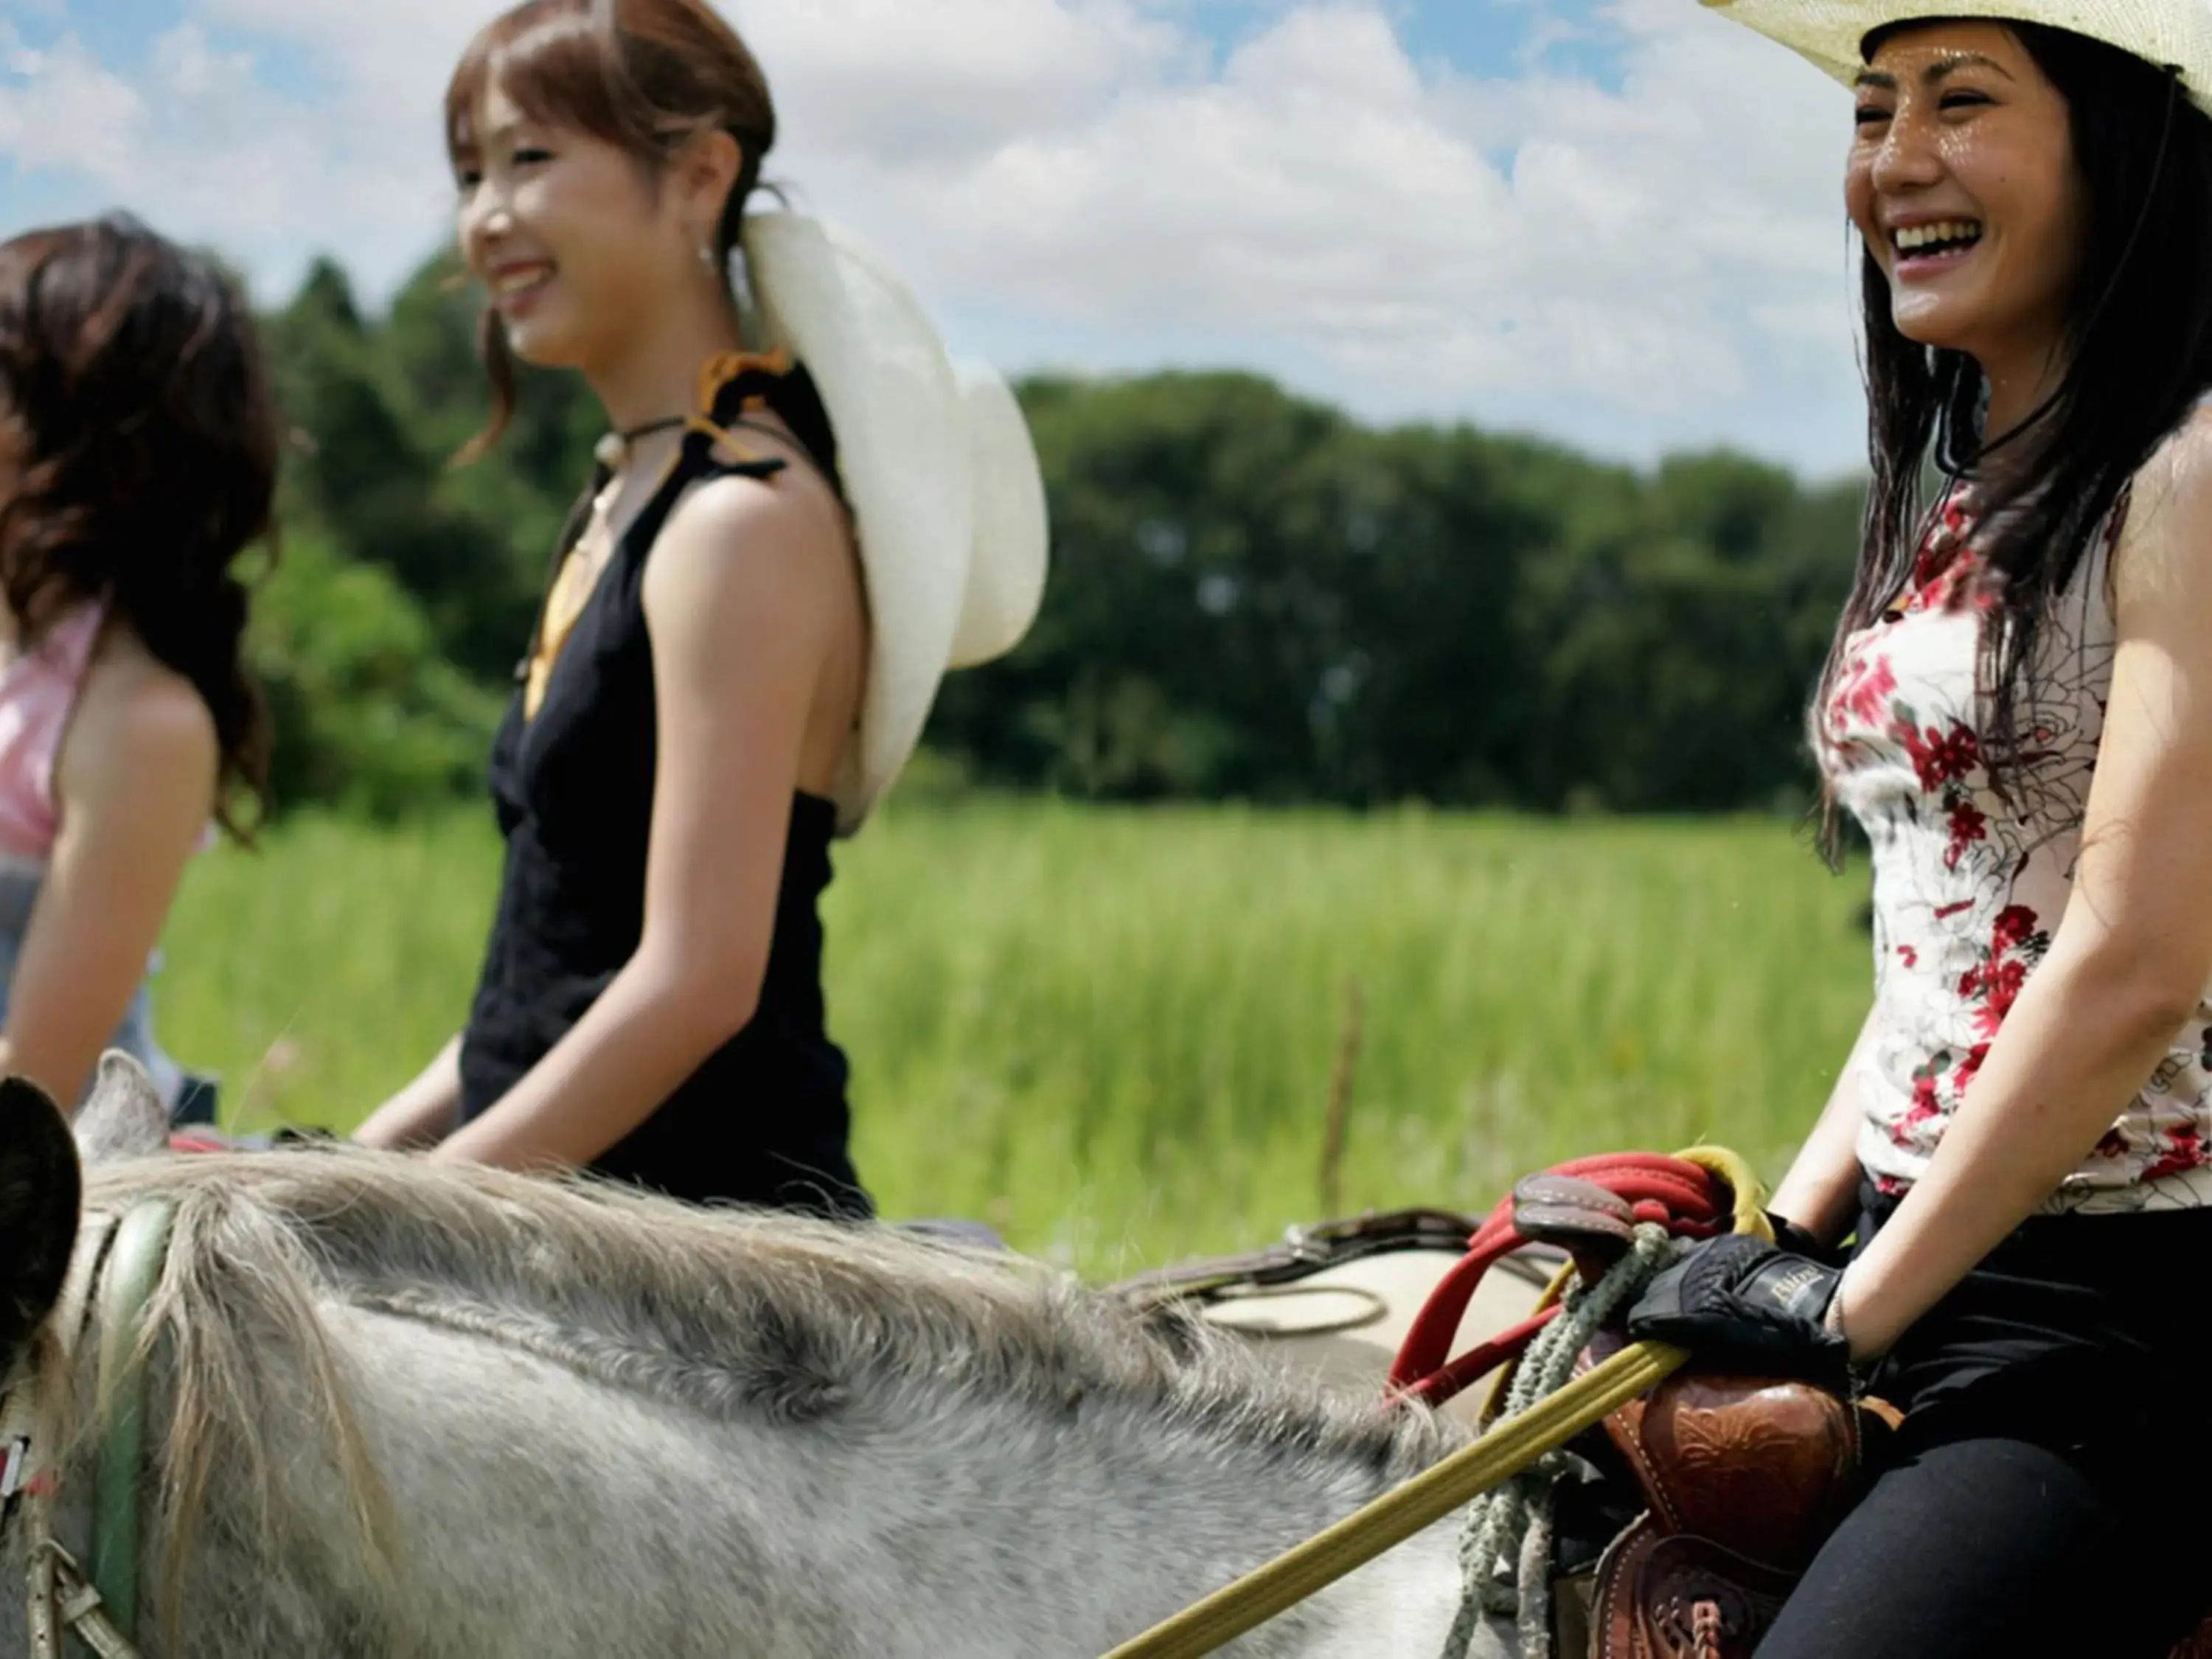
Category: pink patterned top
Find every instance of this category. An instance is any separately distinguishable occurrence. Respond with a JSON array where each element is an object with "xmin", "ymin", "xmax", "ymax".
[
  {"xmin": 1817, "ymin": 490, "xmax": 2212, "ymax": 1212},
  {"xmin": 0, "ymin": 605, "xmax": 105, "ymax": 865}
]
